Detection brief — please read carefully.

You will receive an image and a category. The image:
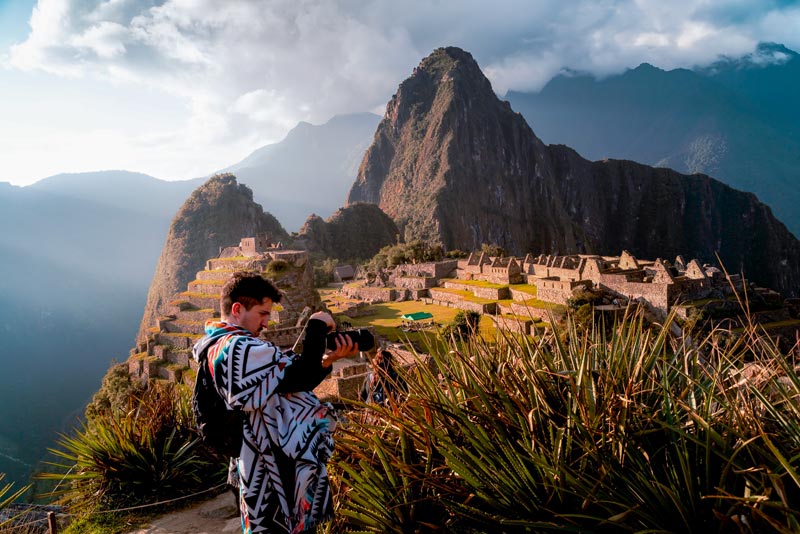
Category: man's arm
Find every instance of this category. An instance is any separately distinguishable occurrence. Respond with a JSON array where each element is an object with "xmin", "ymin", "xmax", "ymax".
[
  {"xmin": 276, "ymin": 312, "xmax": 359, "ymax": 393},
  {"xmin": 276, "ymin": 319, "xmax": 332, "ymax": 392}
]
